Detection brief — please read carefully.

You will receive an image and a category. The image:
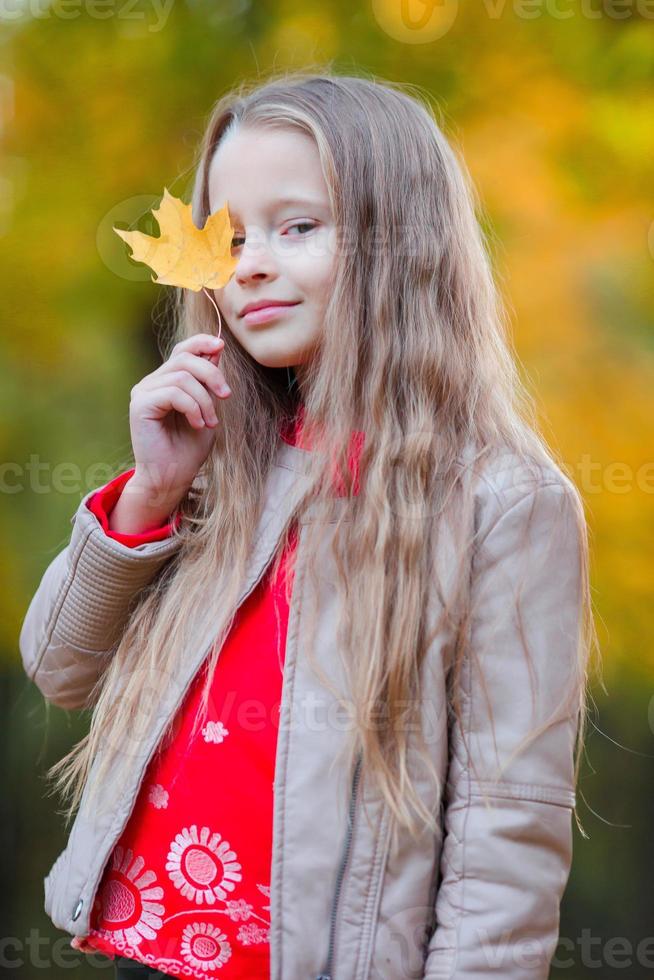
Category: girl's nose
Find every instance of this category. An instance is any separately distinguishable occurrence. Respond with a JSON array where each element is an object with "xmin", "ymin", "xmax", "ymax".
[{"xmin": 235, "ymin": 238, "xmax": 278, "ymax": 283}]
